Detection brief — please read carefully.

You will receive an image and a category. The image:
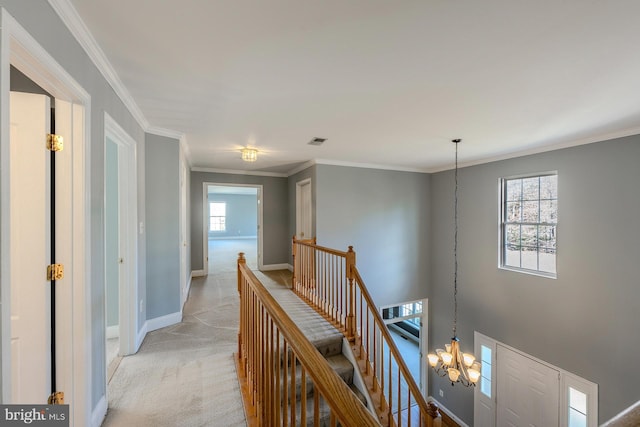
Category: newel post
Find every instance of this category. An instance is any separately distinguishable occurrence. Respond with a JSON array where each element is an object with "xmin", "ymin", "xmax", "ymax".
[
  {"xmin": 237, "ymin": 252, "xmax": 246, "ymax": 358},
  {"xmin": 346, "ymin": 246, "xmax": 356, "ymax": 340}
]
